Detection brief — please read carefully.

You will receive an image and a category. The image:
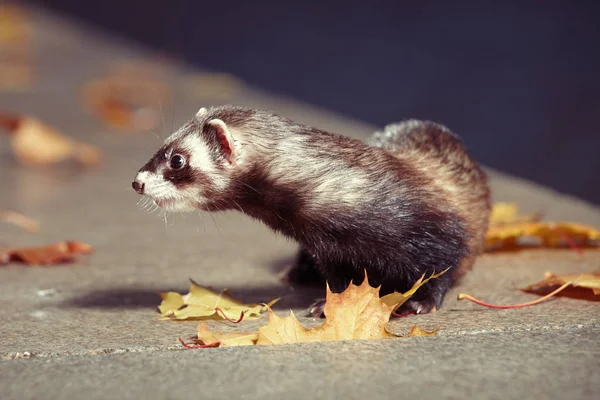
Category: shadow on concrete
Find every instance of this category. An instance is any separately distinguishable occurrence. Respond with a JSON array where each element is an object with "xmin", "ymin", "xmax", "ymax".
[{"xmin": 63, "ymin": 285, "xmax": 325, "ymax": 311}]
